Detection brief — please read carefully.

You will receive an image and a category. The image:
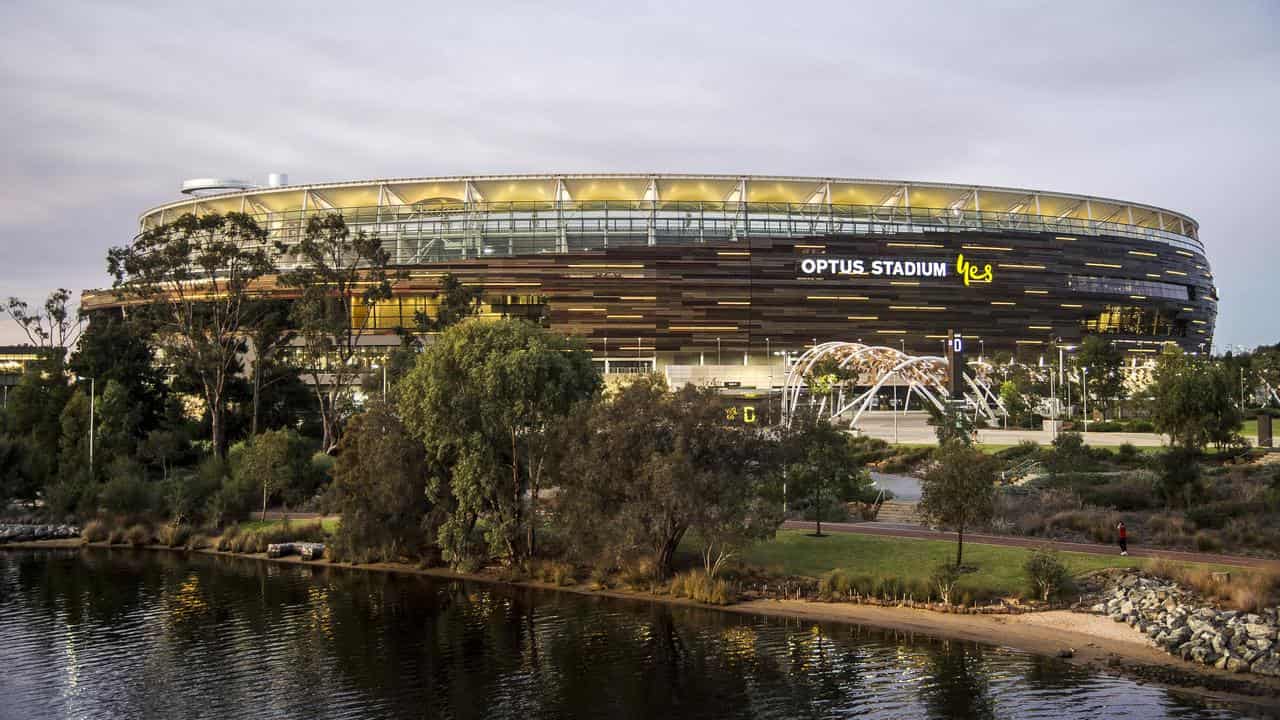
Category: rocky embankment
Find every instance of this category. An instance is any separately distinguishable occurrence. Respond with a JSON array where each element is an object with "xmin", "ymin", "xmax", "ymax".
[
  {"xmin": 1084, "ymin": 570, "xmax": 1279, "ymax": 677},
  {"xmin": 0, "ymin": 523, "xmax": 80, "ymax": 544}
]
